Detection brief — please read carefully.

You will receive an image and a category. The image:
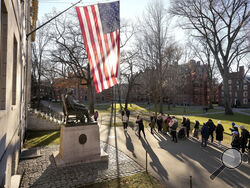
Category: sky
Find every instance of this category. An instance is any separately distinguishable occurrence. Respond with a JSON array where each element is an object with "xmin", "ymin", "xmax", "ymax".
[{"xmin": 38, "ymin": 0, "xmax": 186, "ymax": 43}]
